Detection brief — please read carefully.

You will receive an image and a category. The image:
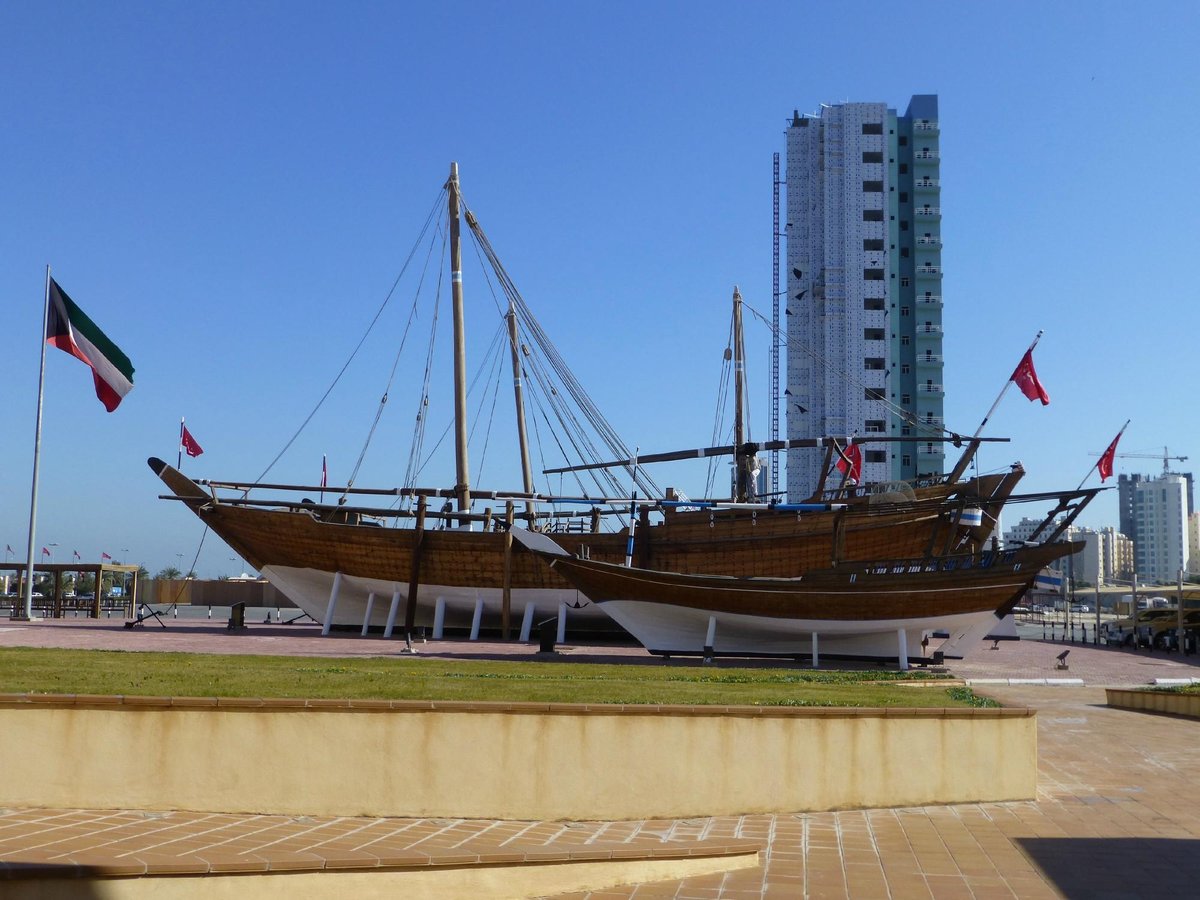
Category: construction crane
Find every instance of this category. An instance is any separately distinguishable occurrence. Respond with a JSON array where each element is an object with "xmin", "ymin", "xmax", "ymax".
[{"xmin": 1090, "ymin": 446, "xmax": 1188, "ymax": 474}]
